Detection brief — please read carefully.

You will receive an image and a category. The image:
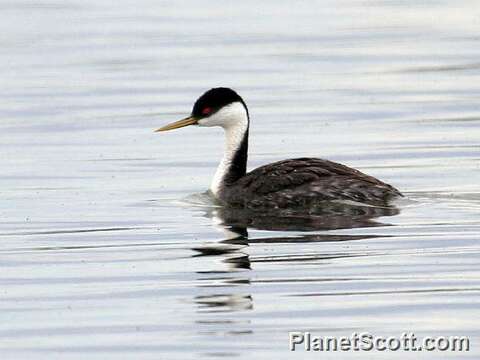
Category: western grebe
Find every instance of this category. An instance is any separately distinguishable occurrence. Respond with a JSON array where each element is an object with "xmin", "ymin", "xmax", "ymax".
[{"xmin": 156, "ymin": 88, "xmax": 402, "ymax": 209}]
